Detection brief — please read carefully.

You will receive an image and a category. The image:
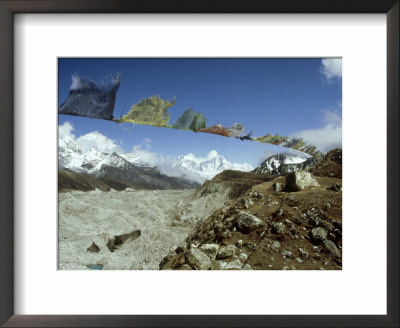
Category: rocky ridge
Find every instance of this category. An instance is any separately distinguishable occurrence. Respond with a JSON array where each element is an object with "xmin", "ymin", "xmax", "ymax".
[{"xmin": 160, "ymin": 150, "xmax": 342, "ymax": 270}]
